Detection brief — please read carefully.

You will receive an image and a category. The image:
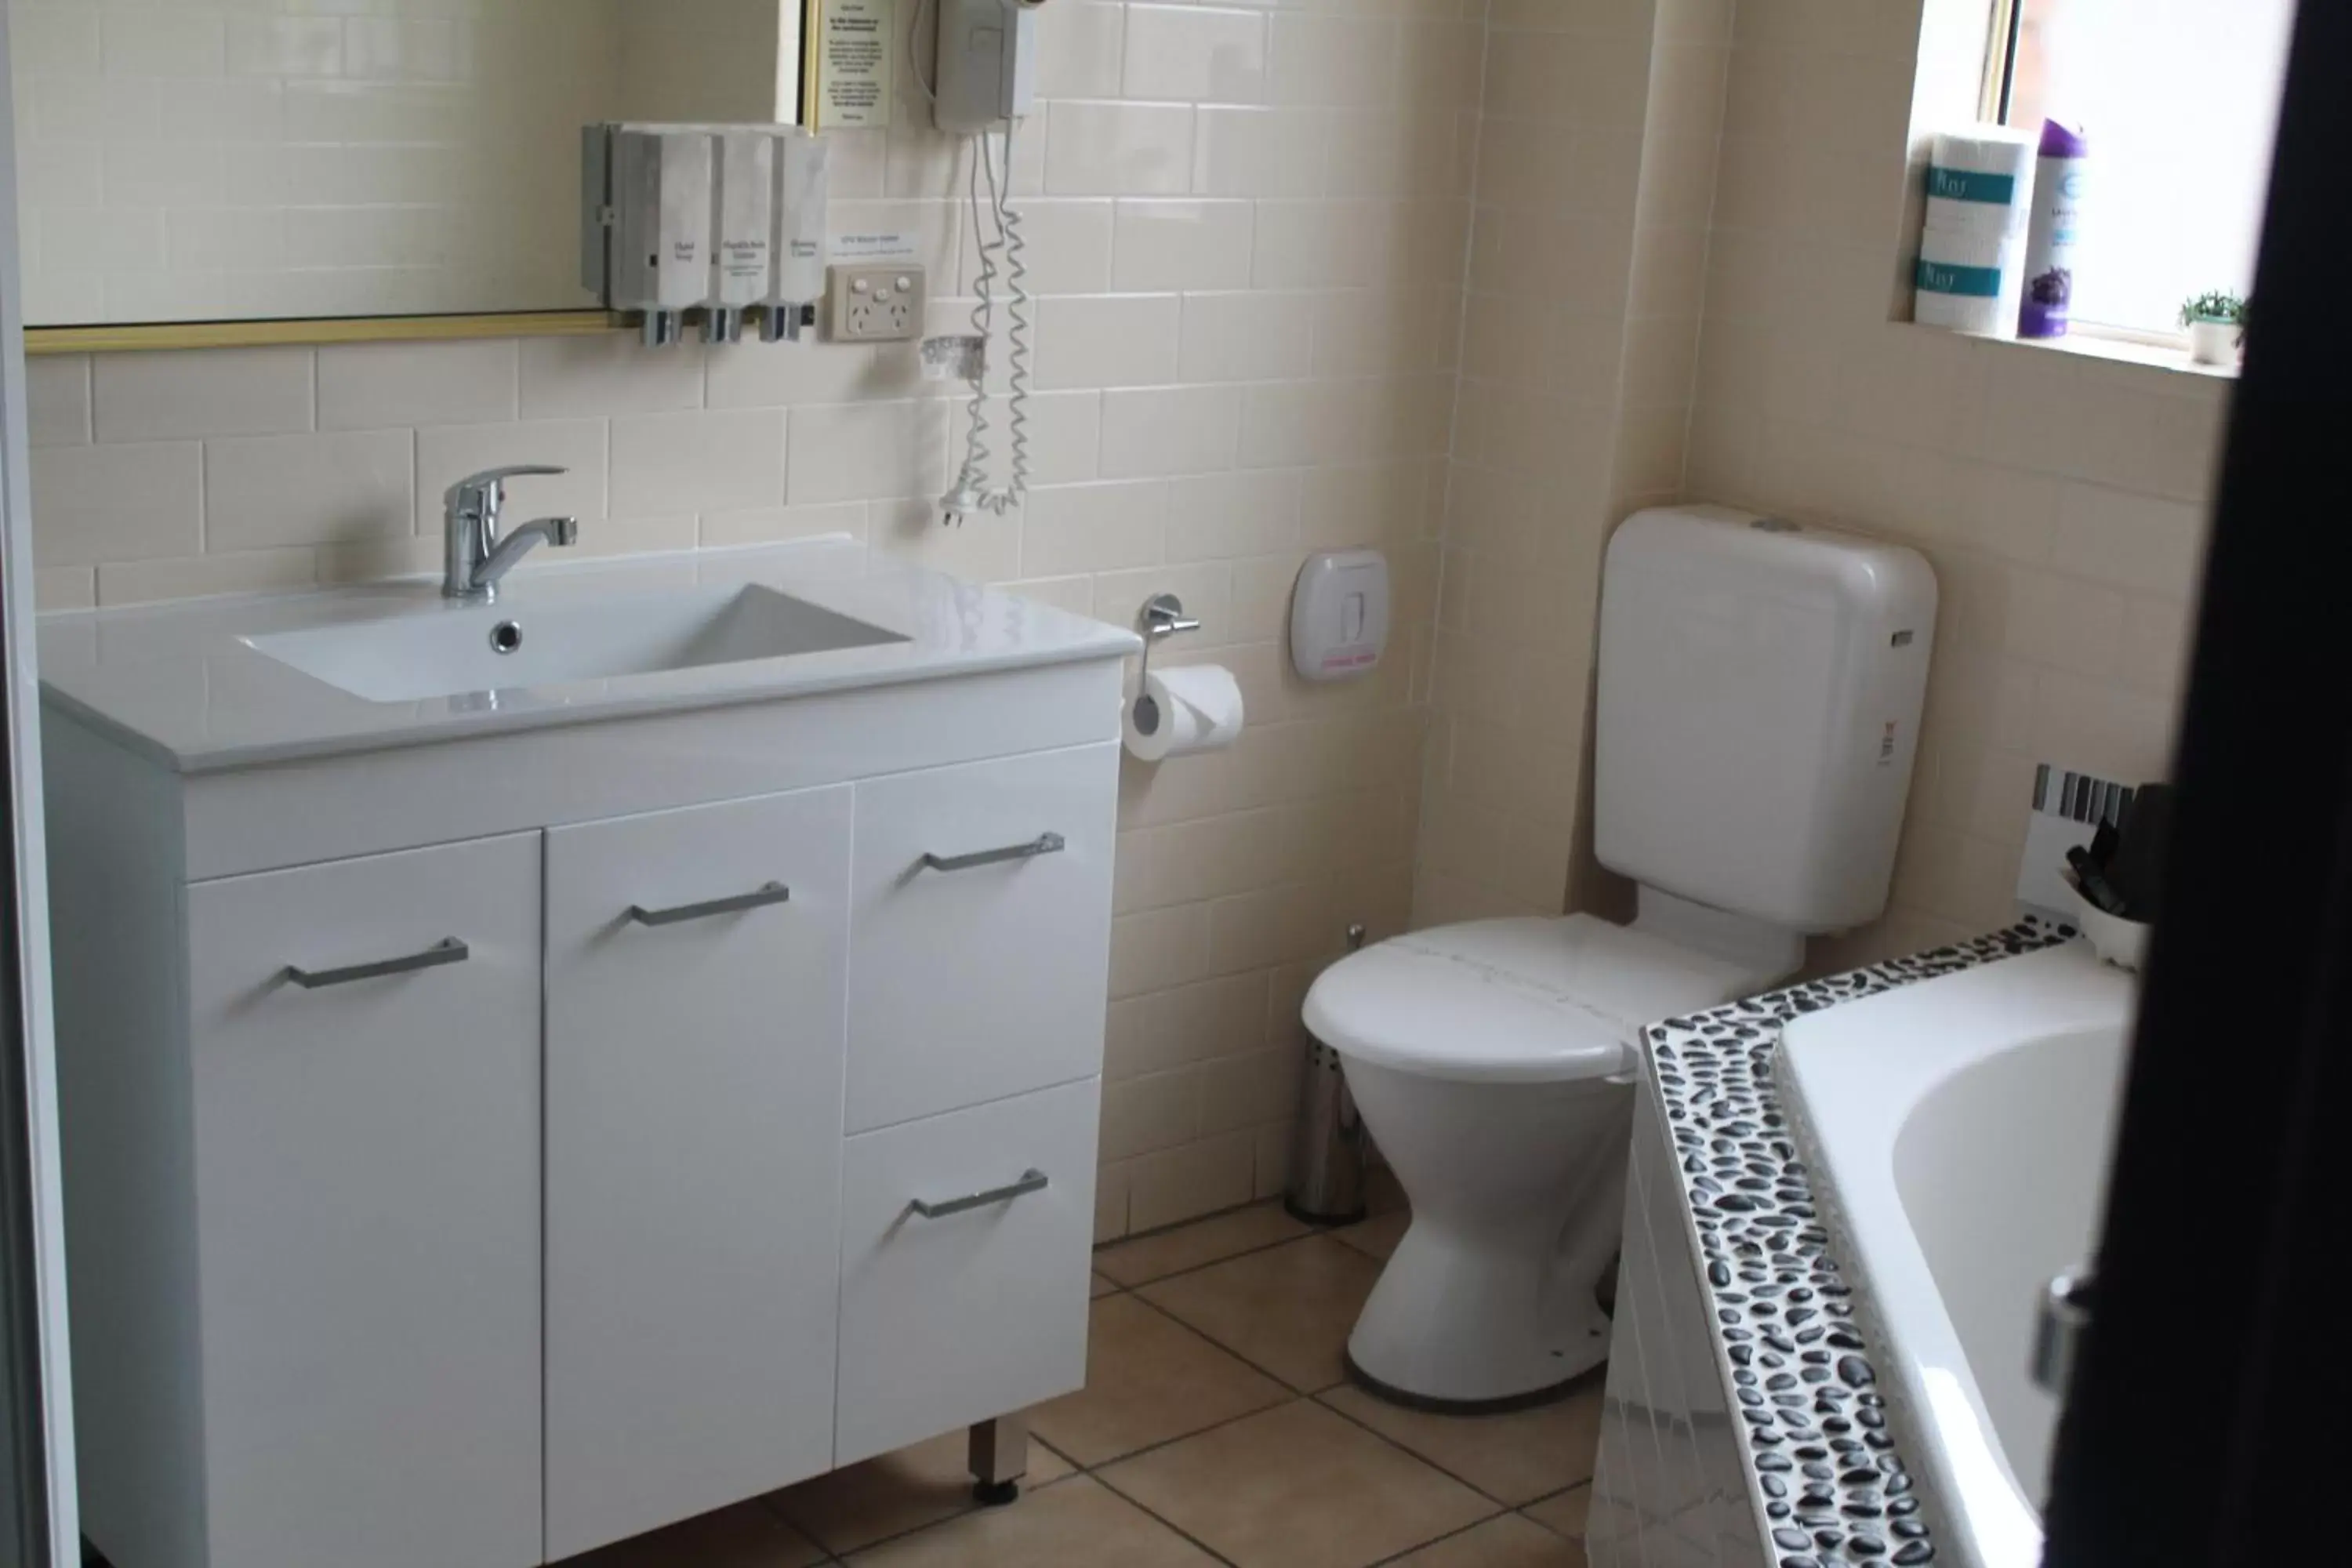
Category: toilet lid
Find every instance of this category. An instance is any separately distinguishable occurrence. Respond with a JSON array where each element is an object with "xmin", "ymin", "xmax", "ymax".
[{"xmin": 1302, "ymin": 915, "xmax": 1777, "ymax": 1085}]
